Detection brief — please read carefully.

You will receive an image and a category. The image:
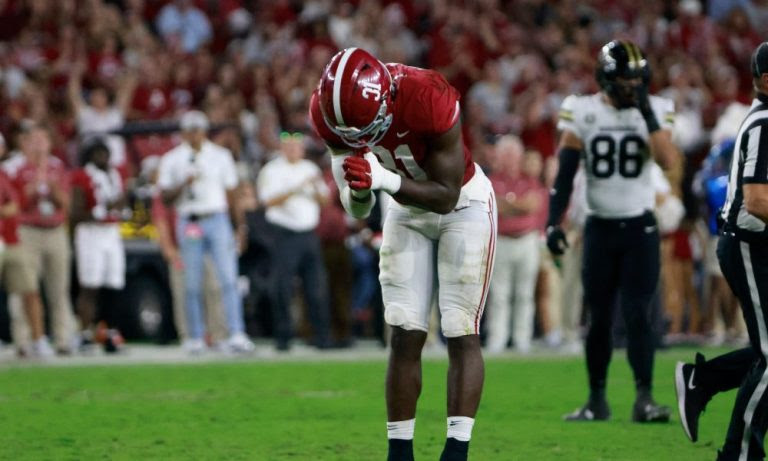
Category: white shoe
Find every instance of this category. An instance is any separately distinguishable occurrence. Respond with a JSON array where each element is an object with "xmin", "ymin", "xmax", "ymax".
[
  {"xmin": 182, "ymin": 338, "xmax": 206, "ymax": 355},
  {"xmin": 227, "ymin": 333, "xmax": 255, "ymax": 354},
  {"xmin": 485, "ymin": 342, "xmax": 507, "ymax": 355},
  {"xmin": 560, "ymin": 340, "xmax": 583, "ymax": 355},
  {"xmin": 545, "ymin": 329, "xmax": 563, "ymax": 348},
  {"xmin": 31, "ymin": 337, "xmax": 55, "ymax": 358}
]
